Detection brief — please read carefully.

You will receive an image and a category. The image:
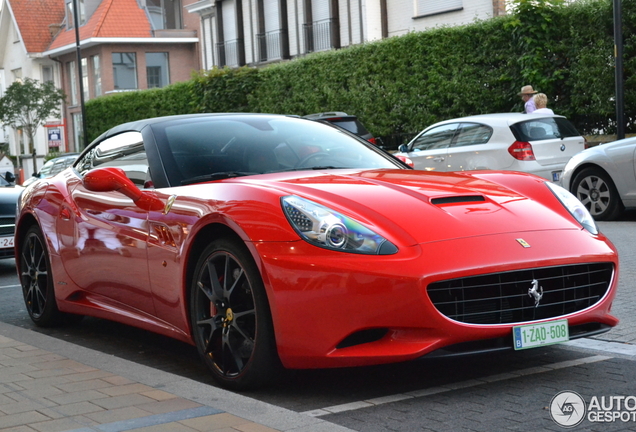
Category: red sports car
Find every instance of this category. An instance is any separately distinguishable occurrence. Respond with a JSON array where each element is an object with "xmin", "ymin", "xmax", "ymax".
[{"xmin": 16, "ymin": 114, "xmax": 618, "ymax": 390}]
